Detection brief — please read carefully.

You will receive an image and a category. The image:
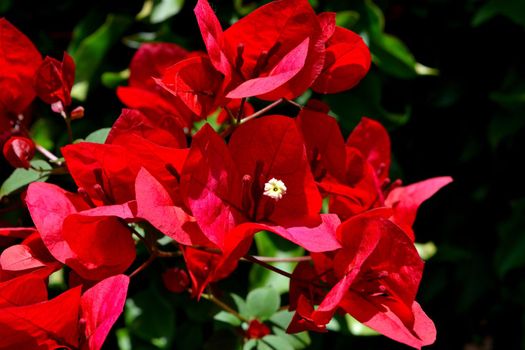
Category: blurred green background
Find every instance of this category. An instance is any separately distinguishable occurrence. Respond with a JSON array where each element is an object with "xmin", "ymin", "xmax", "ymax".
[{"xmin": 2, "ymin": 0, "xmax": 525, "ymax": 348}]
